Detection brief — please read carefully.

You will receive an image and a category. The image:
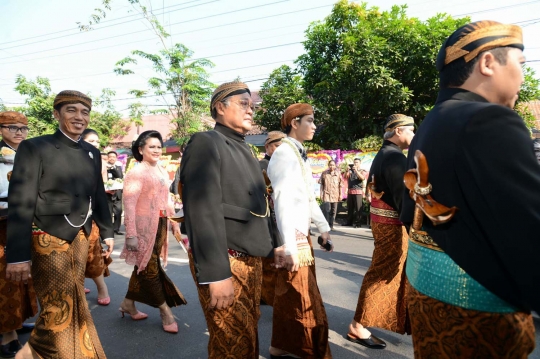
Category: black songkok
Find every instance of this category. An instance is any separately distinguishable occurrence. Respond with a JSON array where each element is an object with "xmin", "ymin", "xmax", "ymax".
[
  {"xmin": 210, "ymin": 81, "xmax": 250, "ymax": 112},
  {"xmin": 384, "ymin": 114, "xmax": 414, "ymax": 132},
  {"xmin": 54, "ymin": 90, "xmax": 92, "ymax": 110},
  {"xmin": 436, "ymin": 20, "xmax": 523, "ymax": 72}
]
